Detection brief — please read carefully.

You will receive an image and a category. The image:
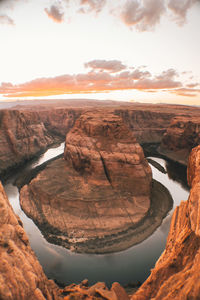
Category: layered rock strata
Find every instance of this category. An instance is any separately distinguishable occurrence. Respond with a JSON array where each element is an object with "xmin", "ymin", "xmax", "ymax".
[
  {"xmin": 0, "ymin": 181, "xmax": 61, "ymax": 300},
  {"xmin": 19, "ymin": 112, "xmax": 174, "ymax": 253},
  {"xmin": 159, "ymin": 116, "xmax": 200, "ymax": 165},
  {"xmin": 131, "ymin": 145, "xmax": 200, "ymax": 300},
  {"xmin": 0, "ymin": 108, "xmax": 81, "ymax": 177},
  {"xmin": 1, "ymin": 101, "xmax": 200, "ymax": 177}
]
